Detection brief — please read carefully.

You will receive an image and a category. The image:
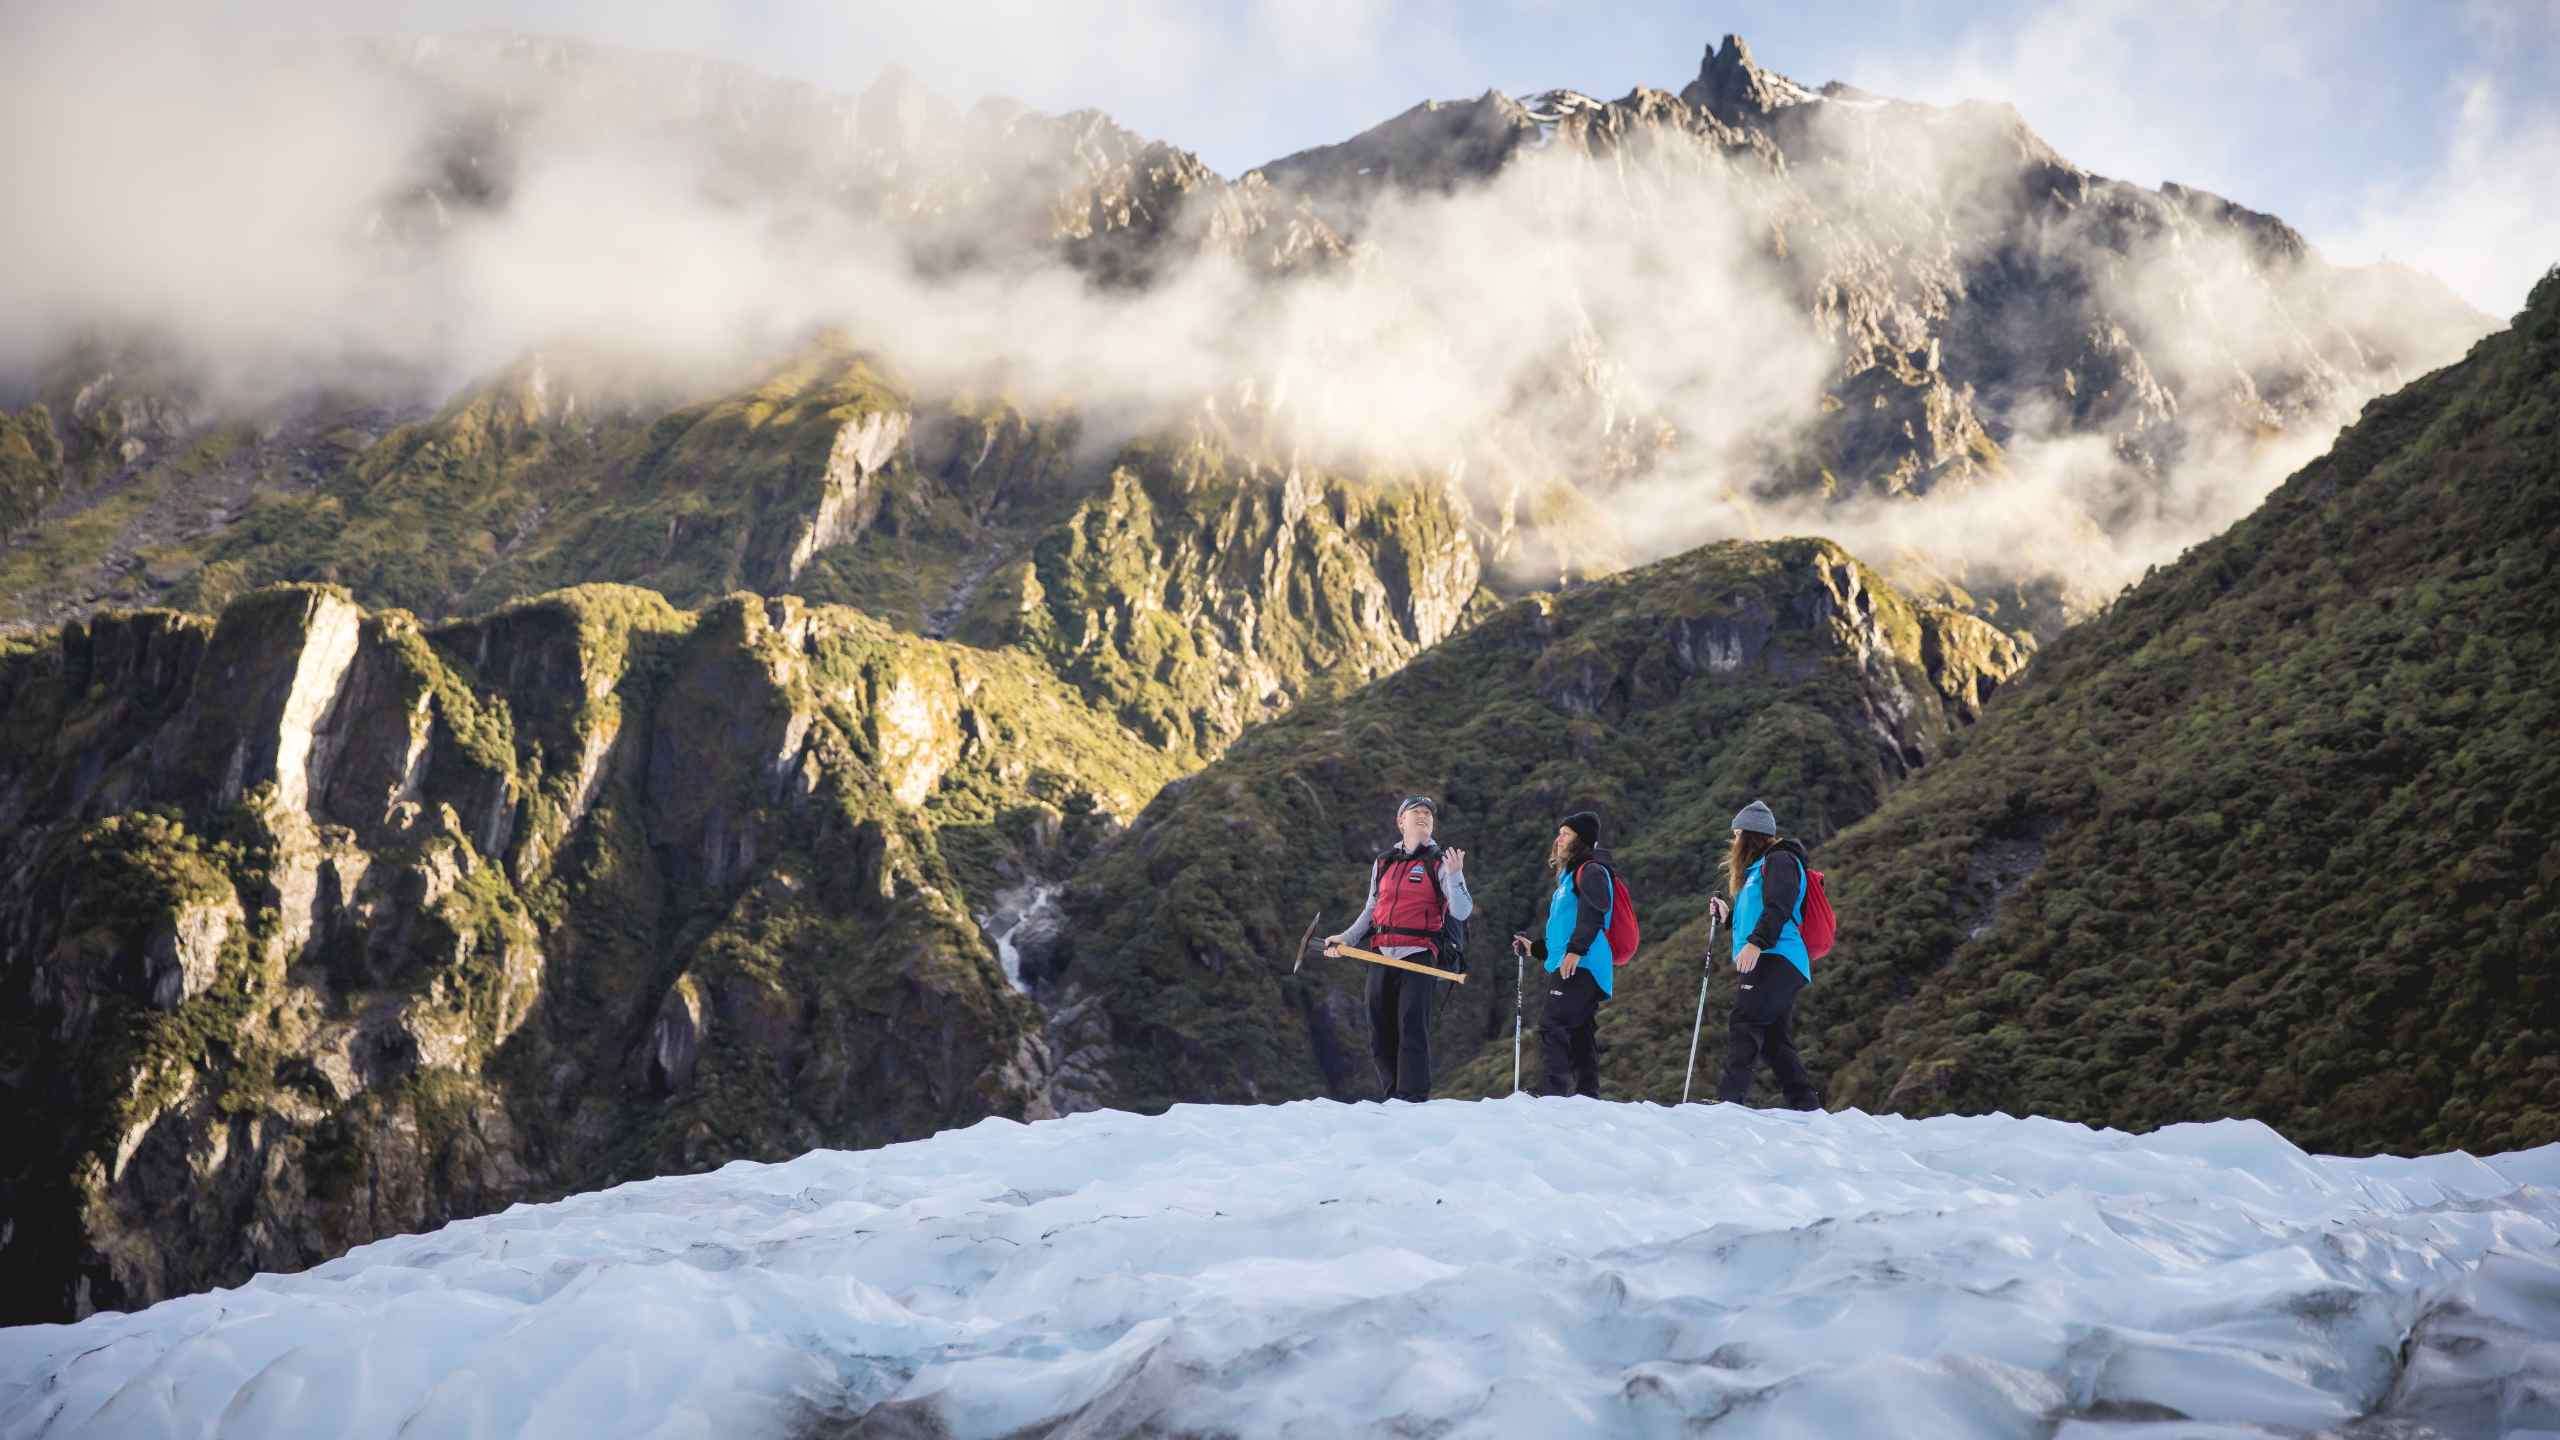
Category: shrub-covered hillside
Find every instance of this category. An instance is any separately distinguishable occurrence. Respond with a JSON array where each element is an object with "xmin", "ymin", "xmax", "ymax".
[{"xmin": 1620, "ymin": 266, "xmax": 2560, "ymax": 1156}]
